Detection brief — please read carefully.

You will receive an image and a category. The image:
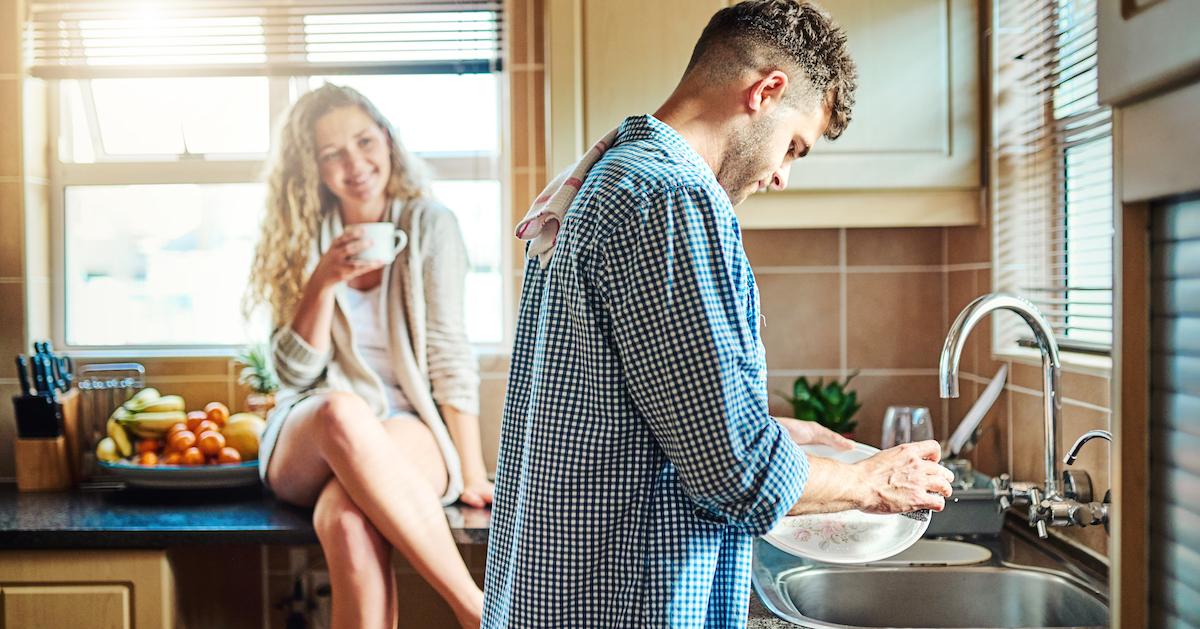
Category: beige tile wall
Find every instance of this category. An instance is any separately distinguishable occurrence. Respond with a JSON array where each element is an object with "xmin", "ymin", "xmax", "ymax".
[
  {"xmin": 0, "ymin": 0, "xmax": 27, "ymax": 481},
  {"xmin": 747, "ymin": 227, "xmax": 960, "ymax": 447}
]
